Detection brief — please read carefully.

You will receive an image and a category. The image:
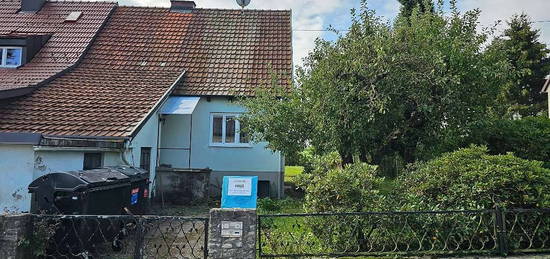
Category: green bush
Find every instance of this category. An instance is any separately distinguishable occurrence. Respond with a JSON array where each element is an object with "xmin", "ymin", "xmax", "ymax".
[
  {"xmin": 397, "ymin": 145, "xmax": 550, "ymax": 211},
  {"xmin": 303, "ymin": 162, "xmax": 384, "ymax": 213},
  {"xmin": 469, "ymin": 117, "xmax": 550, "ymax": 167}
]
